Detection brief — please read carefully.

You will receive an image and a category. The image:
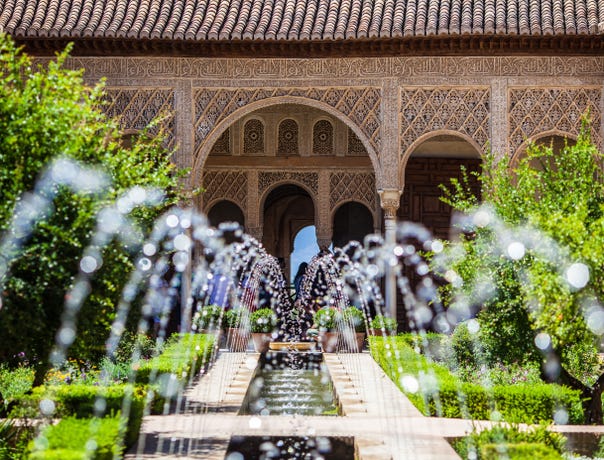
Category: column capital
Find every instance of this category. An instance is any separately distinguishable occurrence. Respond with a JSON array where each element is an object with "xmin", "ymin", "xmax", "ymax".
[{"xmin": 378, "ymin": 188, "xmax": 402, "ymax": 219}]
